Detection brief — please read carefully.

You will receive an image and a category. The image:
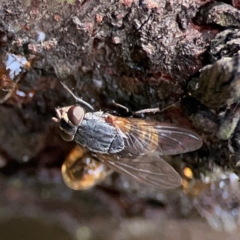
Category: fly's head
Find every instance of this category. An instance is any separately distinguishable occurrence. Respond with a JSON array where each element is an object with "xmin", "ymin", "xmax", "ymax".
[
  {"xmin": 53, "ymin": 82, "xmax": 93, "ymax": 142},
  {"xmin": 53, "ymin": 105, "xmax": 85, "ymax": 142}
]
